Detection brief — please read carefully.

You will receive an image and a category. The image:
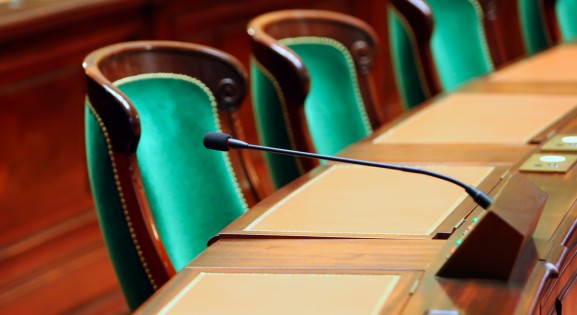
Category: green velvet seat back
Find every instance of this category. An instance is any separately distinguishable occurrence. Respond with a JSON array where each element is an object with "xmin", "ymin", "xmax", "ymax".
[
  {"xmin": 518, "ymin": 0, "xmax": 550, "ymax": 55},
  {"xmin": 428, "ymin": 0, "xmax": 494, "ymax": 91},
  {"xmin": 251, "ymin": 37, "xmax": 371, "ymax": 189},
  {"xmin": 251, "ymin": 62, "xmax": 303, "ymax": 189},
  {"xmin": 86, "ymin": 73, "xmax": 247, "ymax": 310},
  {"xmin": 285, "ymin": 38, "xmax": 372, "ymax": 156},
  {"xmin": 556, "ymin": 0, "xmax": 577, "ymax": 41},
  {"xmin": 388, "ymin": 8, "xmax": 429, "ymax": 110}
]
